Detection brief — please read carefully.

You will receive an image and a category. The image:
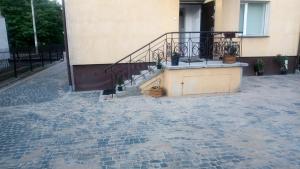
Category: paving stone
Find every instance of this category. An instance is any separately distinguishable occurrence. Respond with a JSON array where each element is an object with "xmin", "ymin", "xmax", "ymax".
[{"xmin": 0, "ymin": 65, "xmax": 300, "ymax": 169}]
